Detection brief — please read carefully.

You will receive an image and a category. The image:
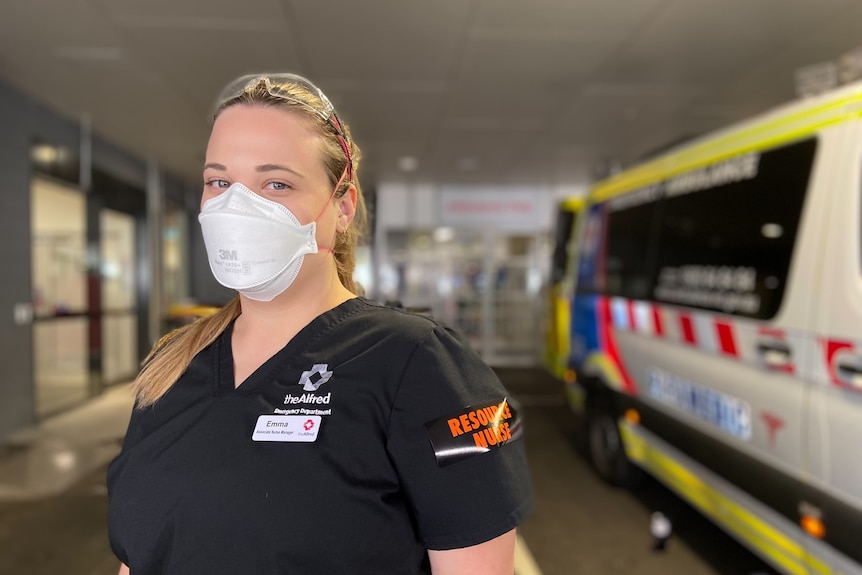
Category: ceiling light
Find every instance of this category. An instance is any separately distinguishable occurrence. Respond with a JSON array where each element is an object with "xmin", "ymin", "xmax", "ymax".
[
  {"xmin": 52, "ymin": 450, "xmax": 78, "ymax": 471},
  {"xmin": 456, "ymin": 157, "xmax": 479, "ymax": 172},
  {"xmin": 55, "ymin": 46, "xmax": 123, "ymax": 62},
  {"xmin": 761, "ymin": 223, "xmax": 784, "ymax": 239},
  {"xmin": 433, "ymin": 227, "xmax": 455, "ymax": 243},
  {"xmin": 398, "ymin": 156, "xmax": 419, "ymax": 172},
  {"xmin": 31, "ymin": 144, "xmax": 59, "ymax": 164}
]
